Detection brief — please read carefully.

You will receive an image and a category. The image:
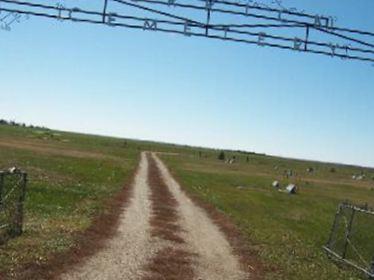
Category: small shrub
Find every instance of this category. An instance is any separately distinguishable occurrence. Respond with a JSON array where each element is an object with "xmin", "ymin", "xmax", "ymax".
[{"xmin": 218, "ymin": 151, "xmax": 225, "ymax": 161}]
